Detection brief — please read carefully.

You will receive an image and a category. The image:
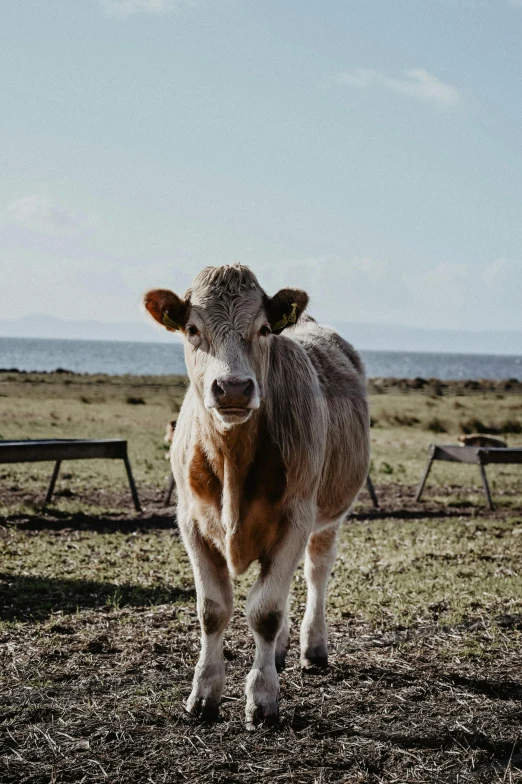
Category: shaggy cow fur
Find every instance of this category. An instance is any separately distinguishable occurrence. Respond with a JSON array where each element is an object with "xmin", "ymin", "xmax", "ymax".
[{"xmin": 144, "ymin": 264, "xmax": 370, "ymax": 729}]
